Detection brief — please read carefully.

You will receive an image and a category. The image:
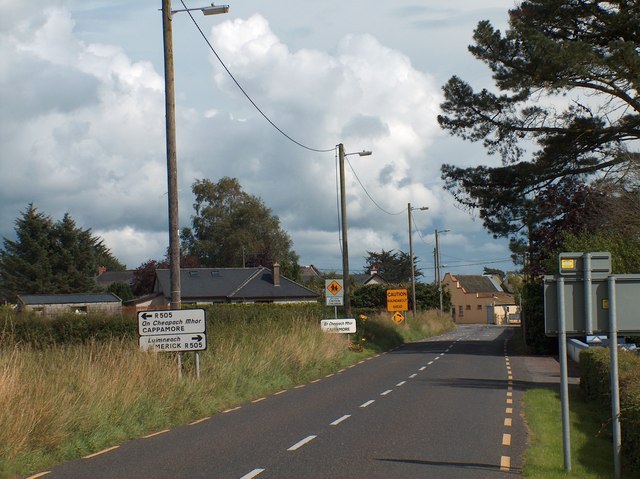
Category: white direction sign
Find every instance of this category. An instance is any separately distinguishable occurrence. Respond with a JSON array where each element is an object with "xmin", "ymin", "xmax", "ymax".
[
  {"xmin": 138, "ymin": 309, "xmax": 205, "ymax": 336},
  {"xmin": 137, "ymin": 309, "xmax": 206, "ymax": 352},
  {"xmin": 320, "ymin": 318, "xmax": 356, "ymax": 333},
  {"xmin": 139, "ymin": 333, "xmax": 207, "ymax": 352}
]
